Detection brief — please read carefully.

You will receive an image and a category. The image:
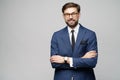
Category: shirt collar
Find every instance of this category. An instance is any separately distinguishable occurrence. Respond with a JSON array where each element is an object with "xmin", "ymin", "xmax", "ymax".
[{"xmin": 68, "ymin": 24, "xmax": 80, "ymax": 34}]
